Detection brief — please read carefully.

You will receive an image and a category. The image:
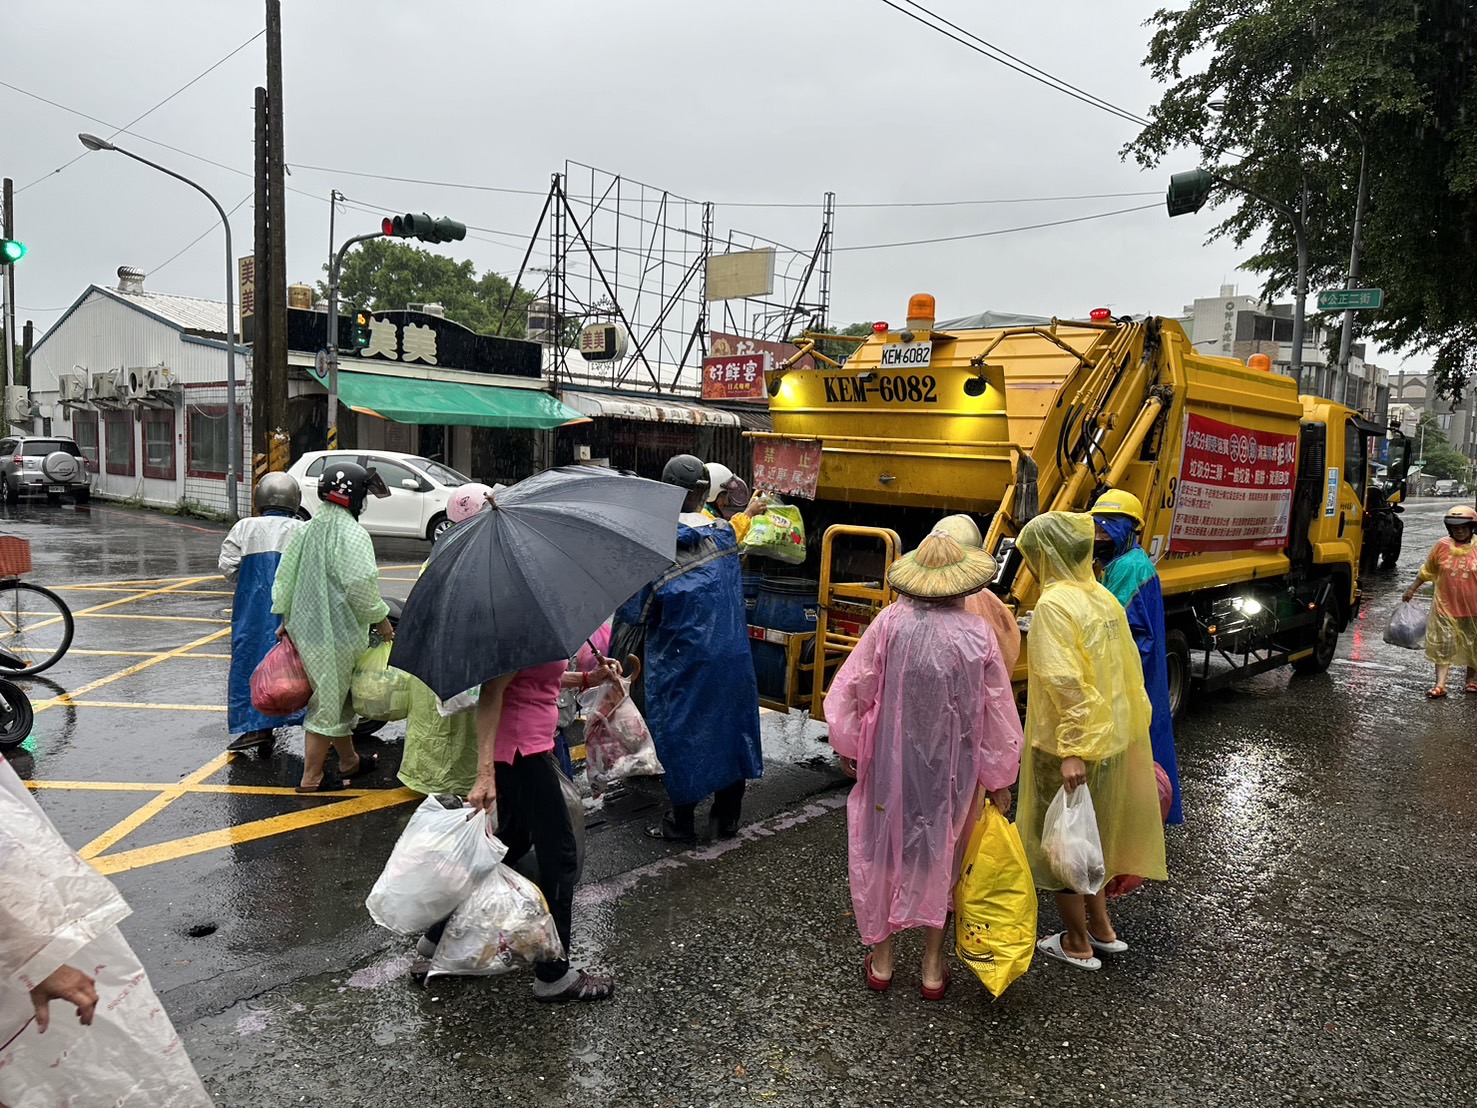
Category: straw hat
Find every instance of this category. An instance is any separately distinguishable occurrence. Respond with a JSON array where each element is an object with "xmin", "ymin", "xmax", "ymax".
[{"xmin": 888, "ymin": 530, "xmax": 1000, "ymax": 599}]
